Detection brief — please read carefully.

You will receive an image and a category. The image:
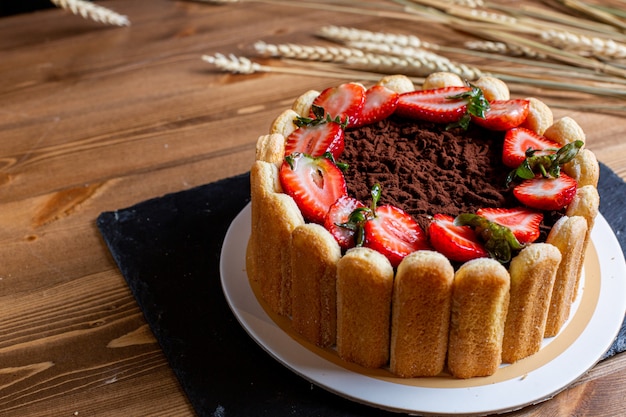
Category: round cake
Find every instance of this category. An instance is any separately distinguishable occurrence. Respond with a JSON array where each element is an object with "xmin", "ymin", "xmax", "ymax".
[{"xmin": 246, "ymin": 72, "xmax": 600, "ymax": 379}]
